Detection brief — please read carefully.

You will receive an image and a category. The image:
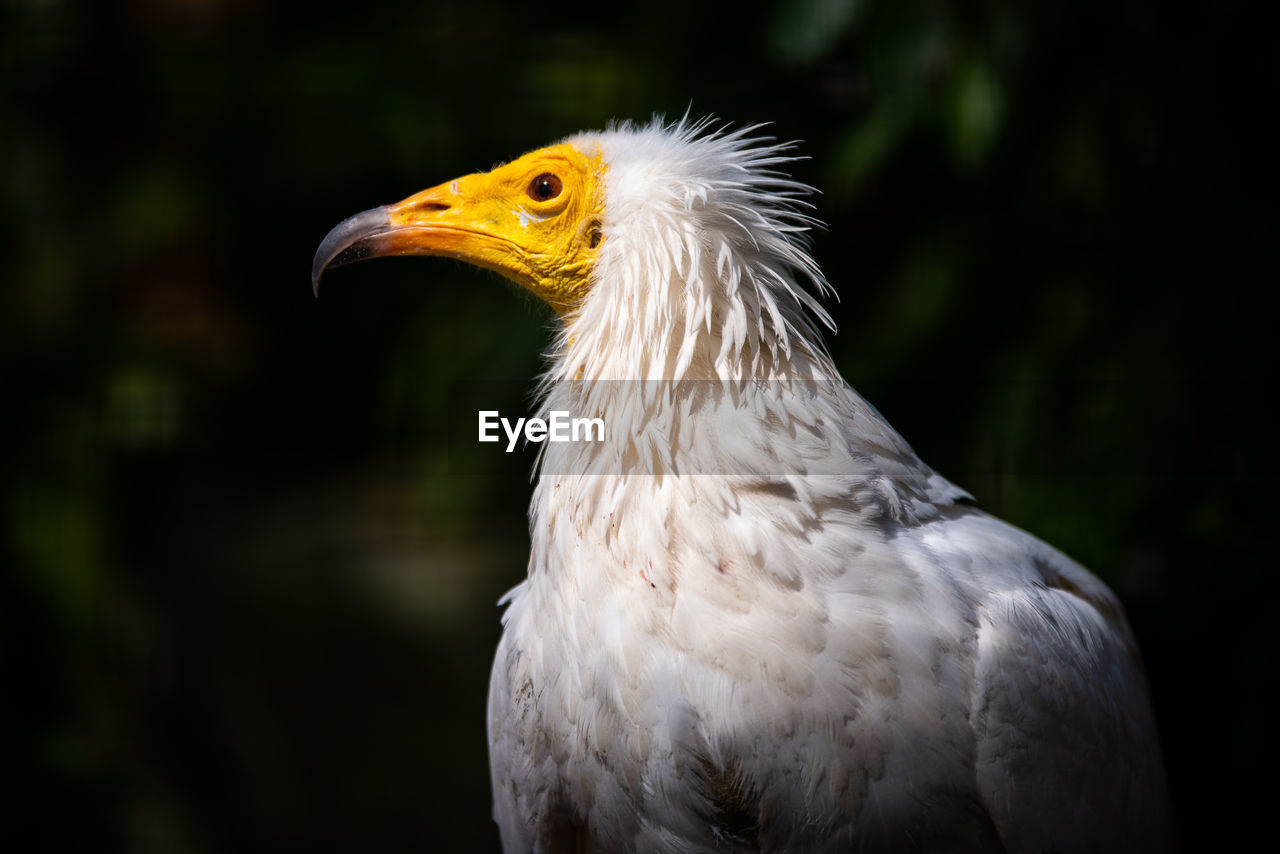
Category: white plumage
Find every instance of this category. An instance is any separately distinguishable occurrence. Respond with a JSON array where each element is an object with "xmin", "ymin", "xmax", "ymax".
[
  {"xmin": 316, "ymin": 117, "xmax": 1173, "ymax": 853},
  {"xmin": 490, "ymin": 120, "xmax": 1170, "ymax": 853}
]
